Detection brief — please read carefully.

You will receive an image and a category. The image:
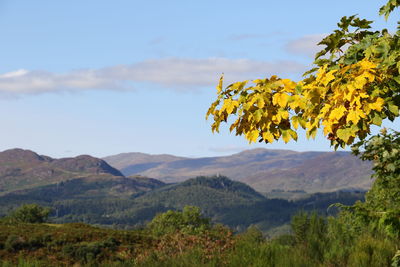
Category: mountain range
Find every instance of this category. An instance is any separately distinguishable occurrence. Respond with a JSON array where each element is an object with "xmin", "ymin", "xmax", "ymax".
[
  {"xmin": 0, "ymin": 148, "xmax": 367, "ymax": 232},
  {"xmin": 103, "ymin": 148, "xmax": 373, "ymax": 193},
  {"xmin": 0, "ymin": 148, "xmax": 162, "ymax": 197}
]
